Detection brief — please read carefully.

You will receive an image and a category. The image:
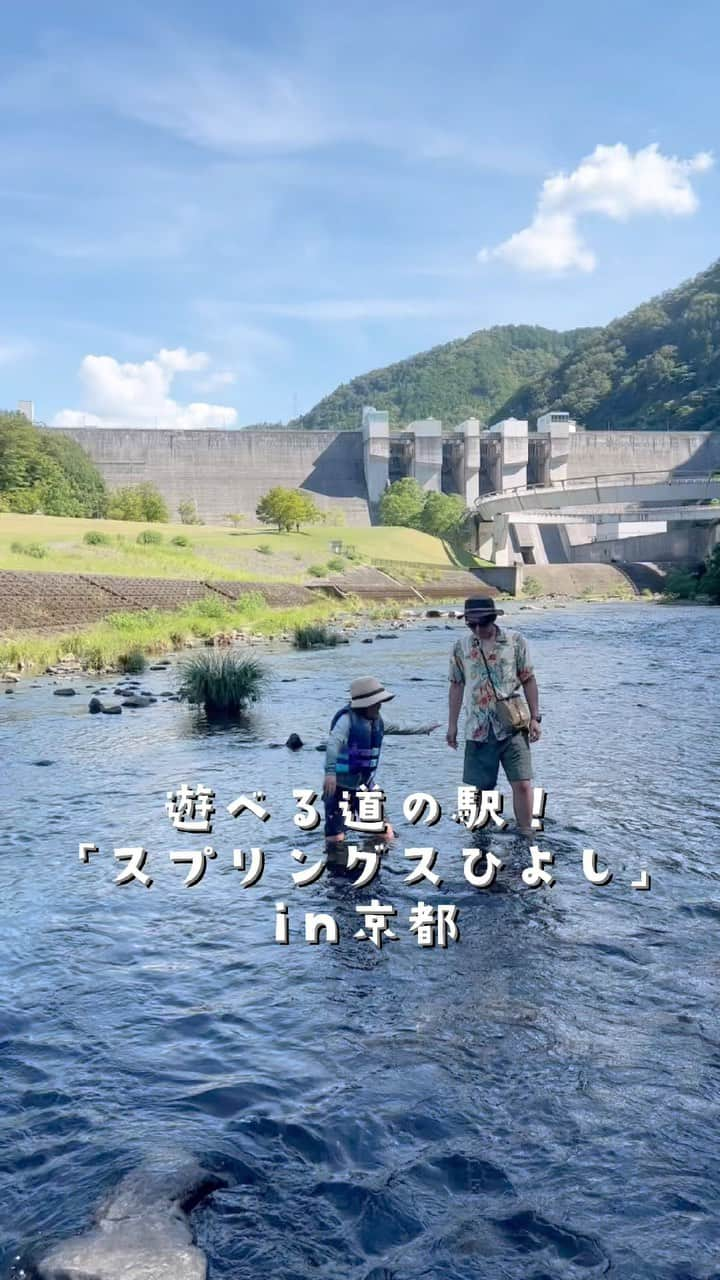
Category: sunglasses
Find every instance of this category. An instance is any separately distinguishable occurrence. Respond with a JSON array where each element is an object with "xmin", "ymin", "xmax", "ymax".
[{"xmin": 465, "ymin": 616, "xmax": 496, "ymax": 627}]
